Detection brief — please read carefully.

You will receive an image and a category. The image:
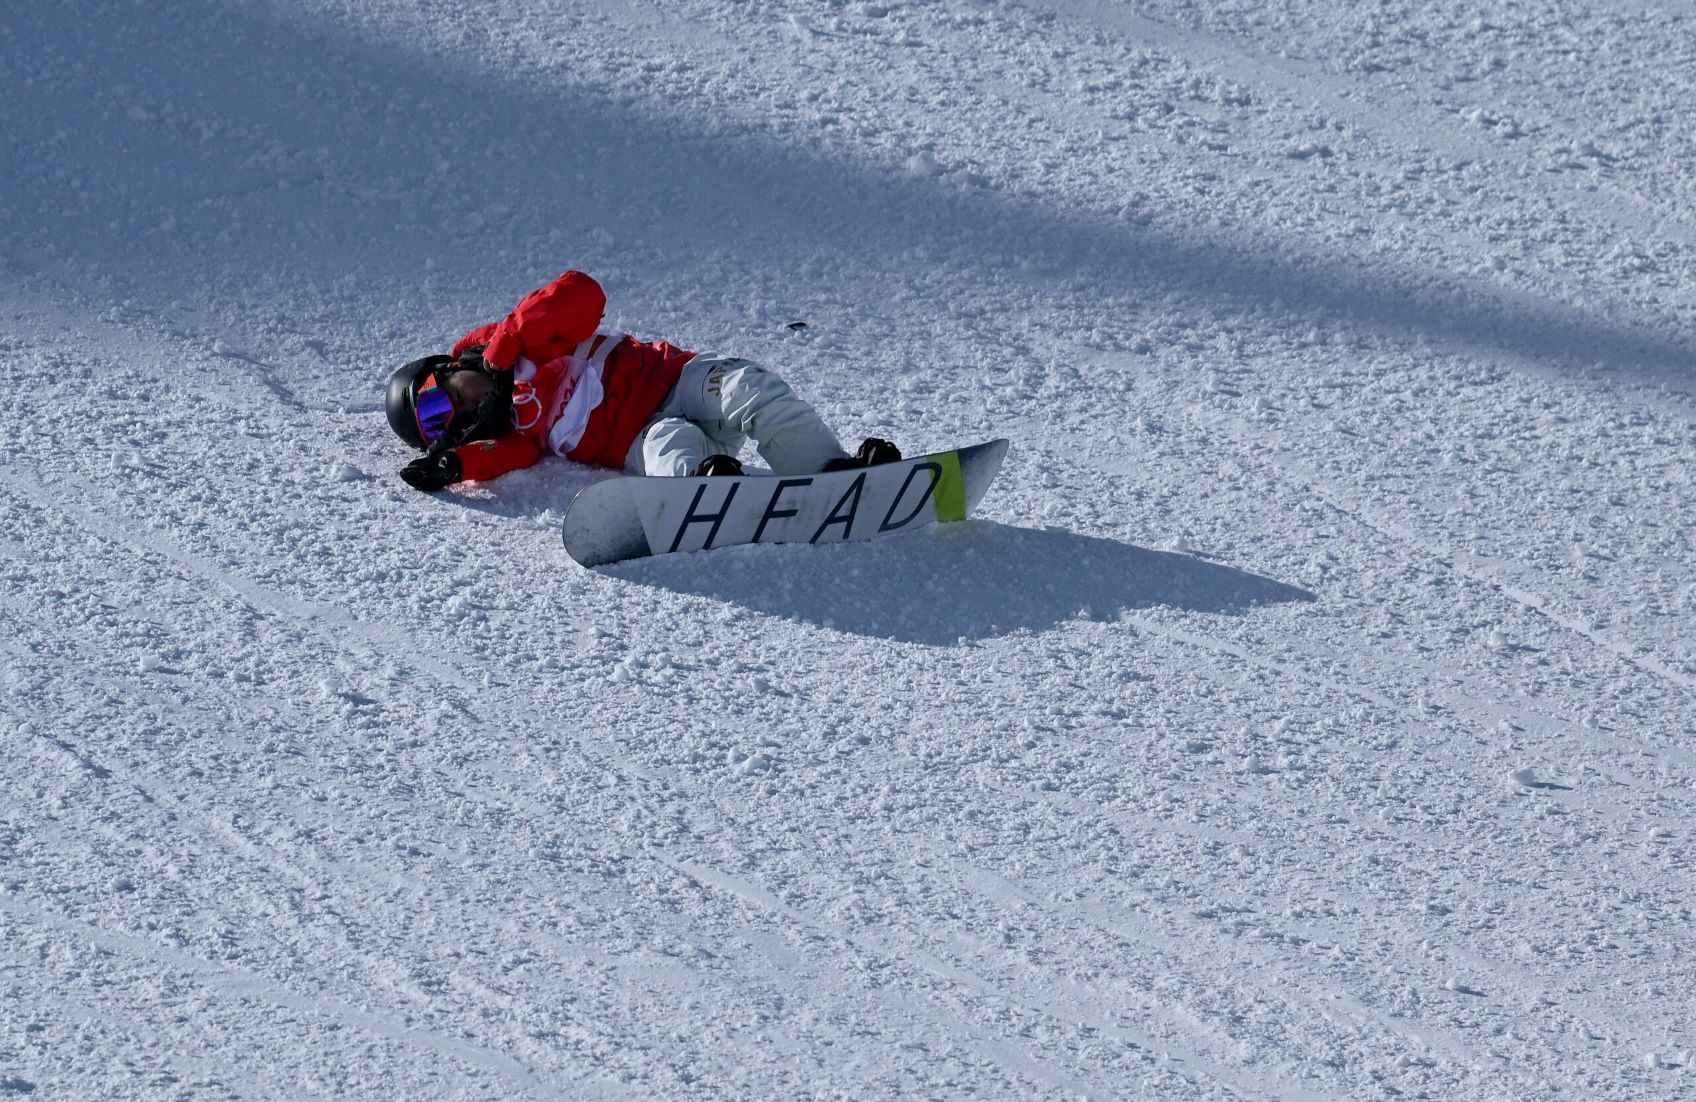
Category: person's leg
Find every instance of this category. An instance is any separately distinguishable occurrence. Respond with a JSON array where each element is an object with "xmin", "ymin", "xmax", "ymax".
[
  {"xmin": 675, "ymin": 354, "xmax": 850, "ymax": 475},
  {"xmin": 624, "ymin": 416, "xmax": 714, "ymax": 476}
]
